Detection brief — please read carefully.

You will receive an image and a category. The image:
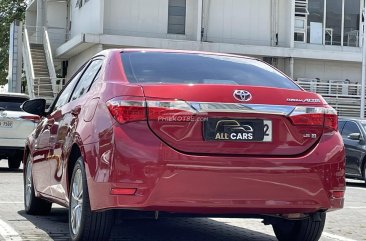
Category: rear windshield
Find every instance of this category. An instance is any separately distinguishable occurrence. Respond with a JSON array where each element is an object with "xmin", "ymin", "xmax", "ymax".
[
  {"xmin": 121, "ymin": 52, "xmax": 300, "ymax": 90},
  {"xmin": 0, "ymin": 96, "xmax": 28, "ymax": 111}
]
